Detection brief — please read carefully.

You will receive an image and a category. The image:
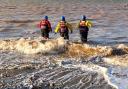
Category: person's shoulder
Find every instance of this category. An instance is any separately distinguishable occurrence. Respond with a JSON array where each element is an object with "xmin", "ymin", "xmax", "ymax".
[
  {"xmin": 87, "ymin": 20, "xmax": 92, "ymax": 24},
  {"xmin": 87, "ymin": 20, "xmax": 92, "ymax": 22},
  {"xmin": 65, "ymin": 21, "xmax": 70, "ymax": 24},
  {"xmin": 45, "ymin": 20, "xmax": 50, "ymax": 23},
  {"xmin": 41, "ymin": 19, "xmax": 47, "ymax": 22},
  {"xmin": 47, "ymin": 20, "xmax": 51, "ymax": 22},
  {"xmin": 66, "ymin": 22, "xmax": 71, "ymax": 25}
]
